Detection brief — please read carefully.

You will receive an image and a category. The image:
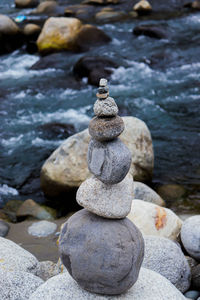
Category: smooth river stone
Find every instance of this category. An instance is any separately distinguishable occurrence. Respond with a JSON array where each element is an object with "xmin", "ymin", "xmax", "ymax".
[
  {"xmin": 76, "ymin": 174, "xmax": 134, "ymax": 218},
  {"xmin": 89, "ymin": 116, "xmax": 124, "ymax": 141},
  {"xmin": 87, "ymin": 138, "xmax": 132, "ymax": 184},
  {"xmin": 59, "ymin": 209, "xmax": 144, "ymax": 295},
  {"xmin": 94, "ymin": 97, "xmax": 118, "ymax": 117}
]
